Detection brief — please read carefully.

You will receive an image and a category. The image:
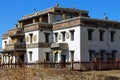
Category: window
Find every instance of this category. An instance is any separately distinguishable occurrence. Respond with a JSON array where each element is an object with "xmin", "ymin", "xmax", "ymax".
[
  {"xmin": 54, "ymin": 33, "xmax": 58, "ymax": 42},
  {"xmin": 70, "ymin": 51, "xmax": 74, "ymax": 62},
  {"xmin": 20, "ymin": 38, "xmax": 23, "ymax": 43},
  {"xmin": 29, "ymin": 33, "xmax": 33, "ymax": 43},
  {"xmin": 29, "ymin": 51, "xmax": 32, "ymax": 61},
  {"xmin": 112, "ymin": 50, "xmax": 117, "ymax": 60},
  {"xmin": 54, "ymin": 52, "xmax": 58, "ymax": 62},
  {"xmin": 89, "ymin": 50, "xmax": 95, "ymax": 61},
  {"xmin": 70, "ymin": 30, "xmax": 75, "ymax": 41},
  {"xmin": 46, "ymin": 52, "xmax": 50, "ymax": 61},
  {"xmin": 61, "ymin": 32, "xmax": 66, "ymax": 42},
  {"xmin": 4, "ymin": 41, "xmax": 7, "ymax": 45},
  {"xmin": 44, "ymin": 33, "xmax": 50, "ymax": 43},
  {"xmin": 87, "ymin": 29, "xmax": 94, "ymax": 41},
  {"xmin": 110, "ymin": 31, "xmax": 115, "ymax": 42},
  {"xmin": 99, "ymin": 30, "xmax": 105, "ymax": 41},
  {"xmin": 100, "ymin": 50, "xmax": 106, "ymax": 60}
]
